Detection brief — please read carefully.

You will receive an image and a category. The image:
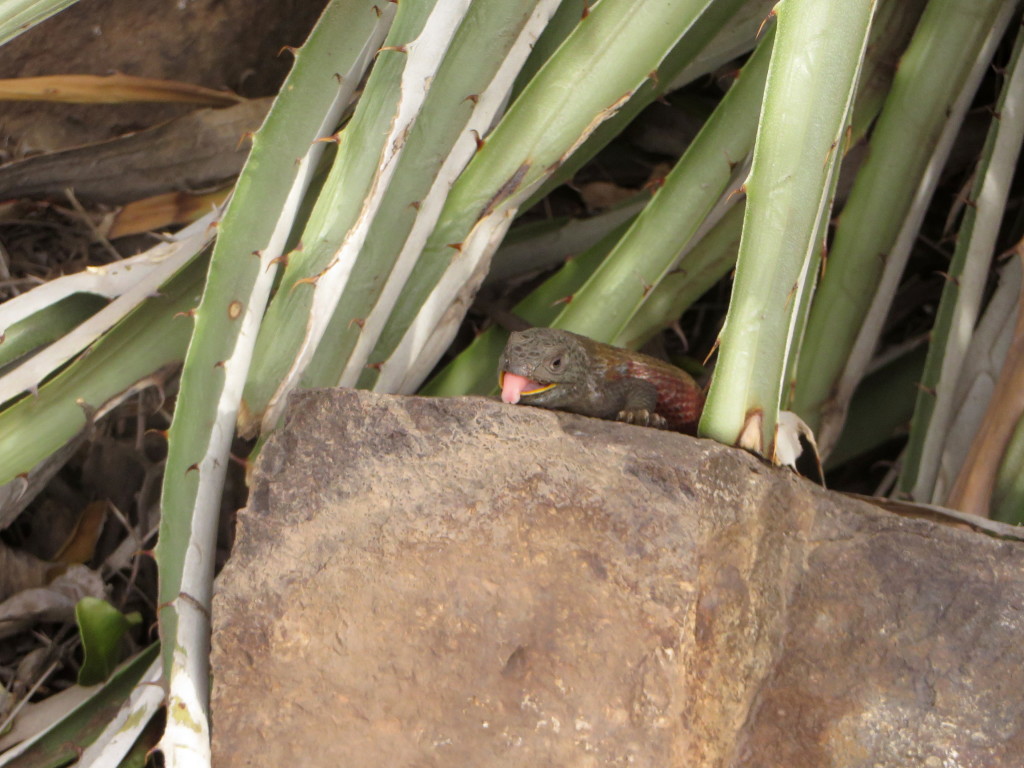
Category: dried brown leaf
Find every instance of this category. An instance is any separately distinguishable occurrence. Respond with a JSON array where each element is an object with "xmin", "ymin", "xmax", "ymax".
[
  {"xmin": 0, "ymin": 564, "xmax": 105, "ymax": 639},
  {"xmin": 0, "ymin": 74, "xmax": 243, "ymax": 106}
]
